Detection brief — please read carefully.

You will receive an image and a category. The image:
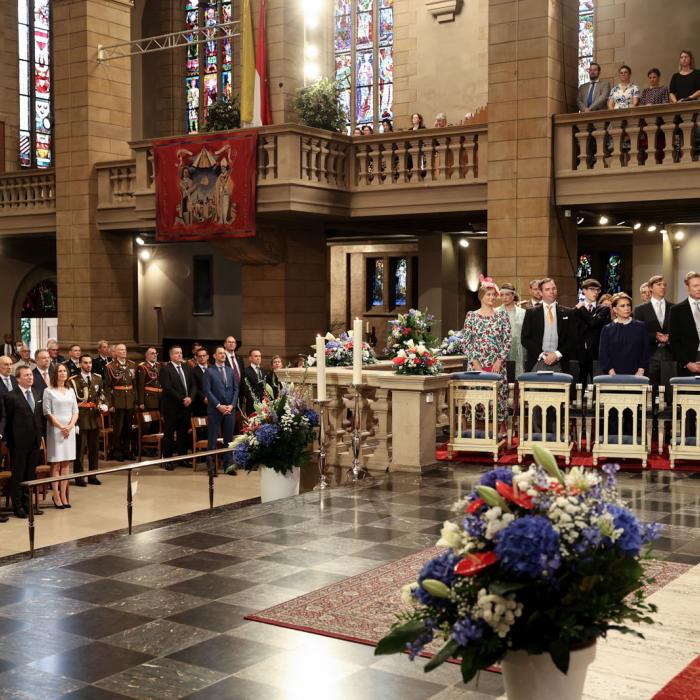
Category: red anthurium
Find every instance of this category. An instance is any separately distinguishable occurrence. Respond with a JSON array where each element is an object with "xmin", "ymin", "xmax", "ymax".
[
  {"xmin": 466, "ymin": 497, "xmax": 486, "ymax": 514},
  {"xmin": 495, "ymin": 480, "xmax": 533, "ymax": 509},
  {"xmin": 455, "ymin": 551, "xmax": 499, "ymax": 576},
  {"xmin": 393, "ymin": 357, "xmax": 406, "ymax": 365}
]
